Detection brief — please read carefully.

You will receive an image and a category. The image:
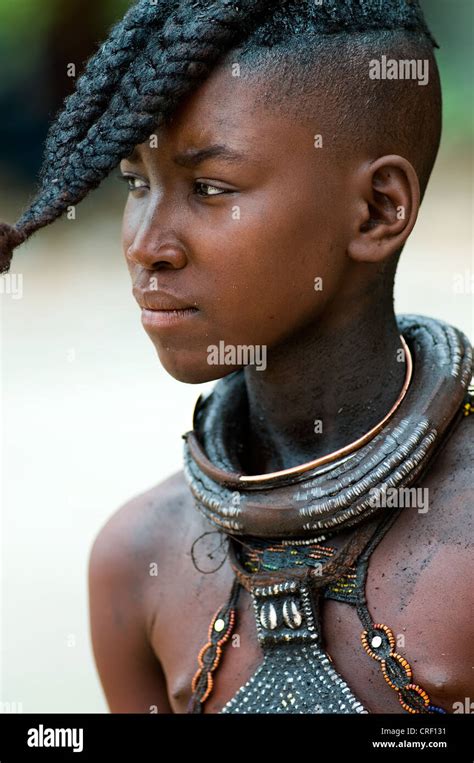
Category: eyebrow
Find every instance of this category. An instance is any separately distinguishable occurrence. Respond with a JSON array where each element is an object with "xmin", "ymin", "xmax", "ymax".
[
  {"xmin": 123, "ymin": 143, "xmax": 253, "ymax": 169},
  {"xmin": 173, "ymin": 144, "xmax": 249, "ymax": 168},
  {"xmin": 124, "ymin": 147, "xmax": 143, "ymax": 164}
]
